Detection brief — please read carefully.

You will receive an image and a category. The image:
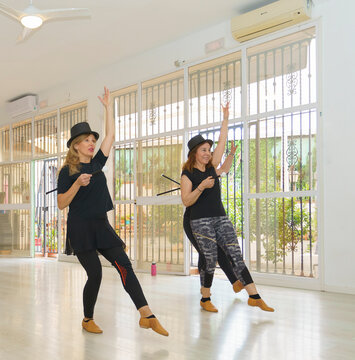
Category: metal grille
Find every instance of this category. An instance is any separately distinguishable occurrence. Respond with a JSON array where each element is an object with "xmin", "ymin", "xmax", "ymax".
[
  {"xmin": 141, "ymin": 71, "xmax": 184, "ymax": 136},
  {"xmin": 59, "ymin": 155, "xmax": 68, "ymax": 254},
  {"xmin": 248, "ymin": 110, "xmax": 317, "ymax": 193},
  {"xmin": 114, "ymin": 144, "xmax": 135, "ymax": 259},
  {"xmin": 136, "ymin": 136, "xmax": 183, "ymax": 198},
  {"xmin": 249, "ymin": 196, "xmax": 317, "ymax": 277},
  {"xmin": 10, "ymin": 209, "xmax": 31, "ymax": 254},
  {"xmin": 248, "ymin": 28, "xmax": 316, "ymax": 115},
  {"xmin": 12, "ymin": 119, "xmax": 32, "ymax": 160},
  {"xmin": 0, "ymin": 164, "xmax": 10, "ymax": 205},
  {"xmin": 114, "ymin": 85, "xmax": 138, "ymax": 142},
  {"xmin": 0, "ymin": 162, "xmax": 31, "ymax": 204},
  {"xmin": 137, "ymin": 204, "xmax": 184, "ymax": 271},
  {"xmin": 34, "ymin": 158, "xmax": 58, "ymax": 255},
  {"xmin": 189, "ymin": 52, "xmax": 242, "ymax": 127},
  {"xmin": 0, "ymin": 162, "xmax": 31, "ymax": 256},
  {"xmin": 114, "ymin": 144, "xmax": 134, "ymax": 201},
  {"xmin": 60, "ymin": 206, "xmax": 68, "ymax": 255},
  {"xmin": 34, "ymin": 111, "xmax": 58, "ymax": 156},
  {"xmin": 114, "ymin": 74, "xmax": 185, "ymax": 271},
  {"xmin": 0, "ymin": 126, "xmax": 10, "ymax": 162},
  {"xmin": 60, "ymin": 101, "xmax": 87, "ymax": 152},
  {"xmin": 115, "ymin": 203, "xmax": 135, "ymax": 260},
  {"xmin": 136, "ymin": 135, "xmax": 184, "ymax": 269},
  {"xmin": 247, "ymin": 28, "xmax": 317, "ymax": 277},
  {"xmin": 188, "ymin": 51, "xmax": 243, "ymax": 267},
  {"xmin": 112, "ymin": 26, "xmax": 318, "ymax": 278},
  {"xmin": 0, "ymin": 210, "xmax": 12, "ymax": 254}
]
